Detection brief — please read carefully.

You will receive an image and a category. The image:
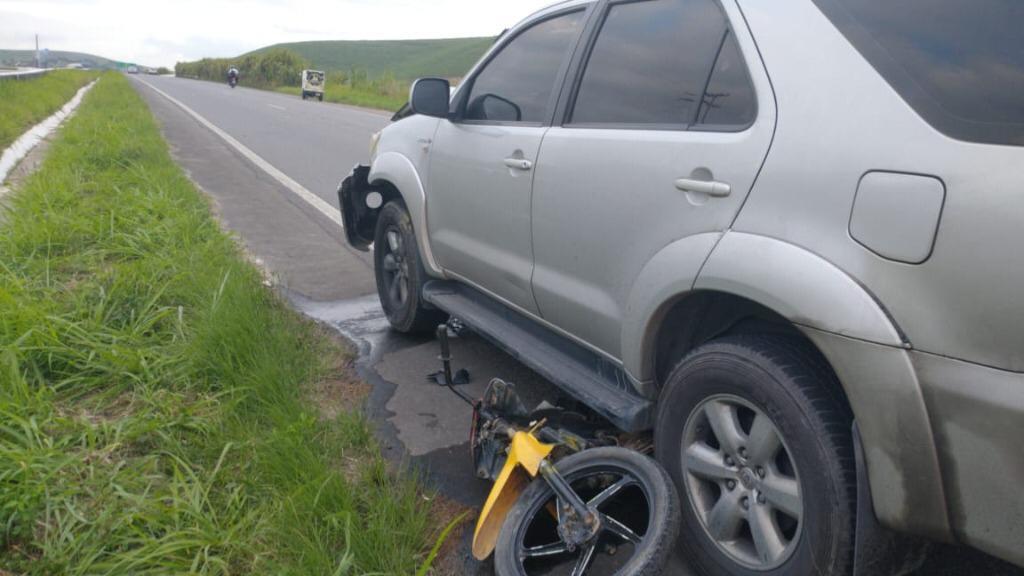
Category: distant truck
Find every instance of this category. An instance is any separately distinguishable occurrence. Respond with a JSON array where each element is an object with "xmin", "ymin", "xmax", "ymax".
[{"xmin": 301, "ymin": 69, "xmax": 325, "ymax": 101}]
